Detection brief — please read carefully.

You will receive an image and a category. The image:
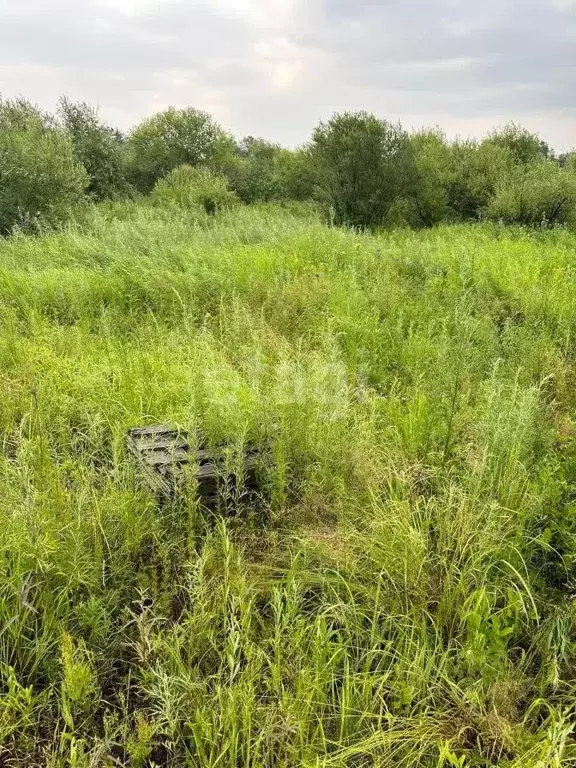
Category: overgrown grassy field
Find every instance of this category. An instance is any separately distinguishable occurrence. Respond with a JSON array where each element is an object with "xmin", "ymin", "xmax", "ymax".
[{"xmin": 2, "ymin": 204, "xmax": 576, "ymax": 766}]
